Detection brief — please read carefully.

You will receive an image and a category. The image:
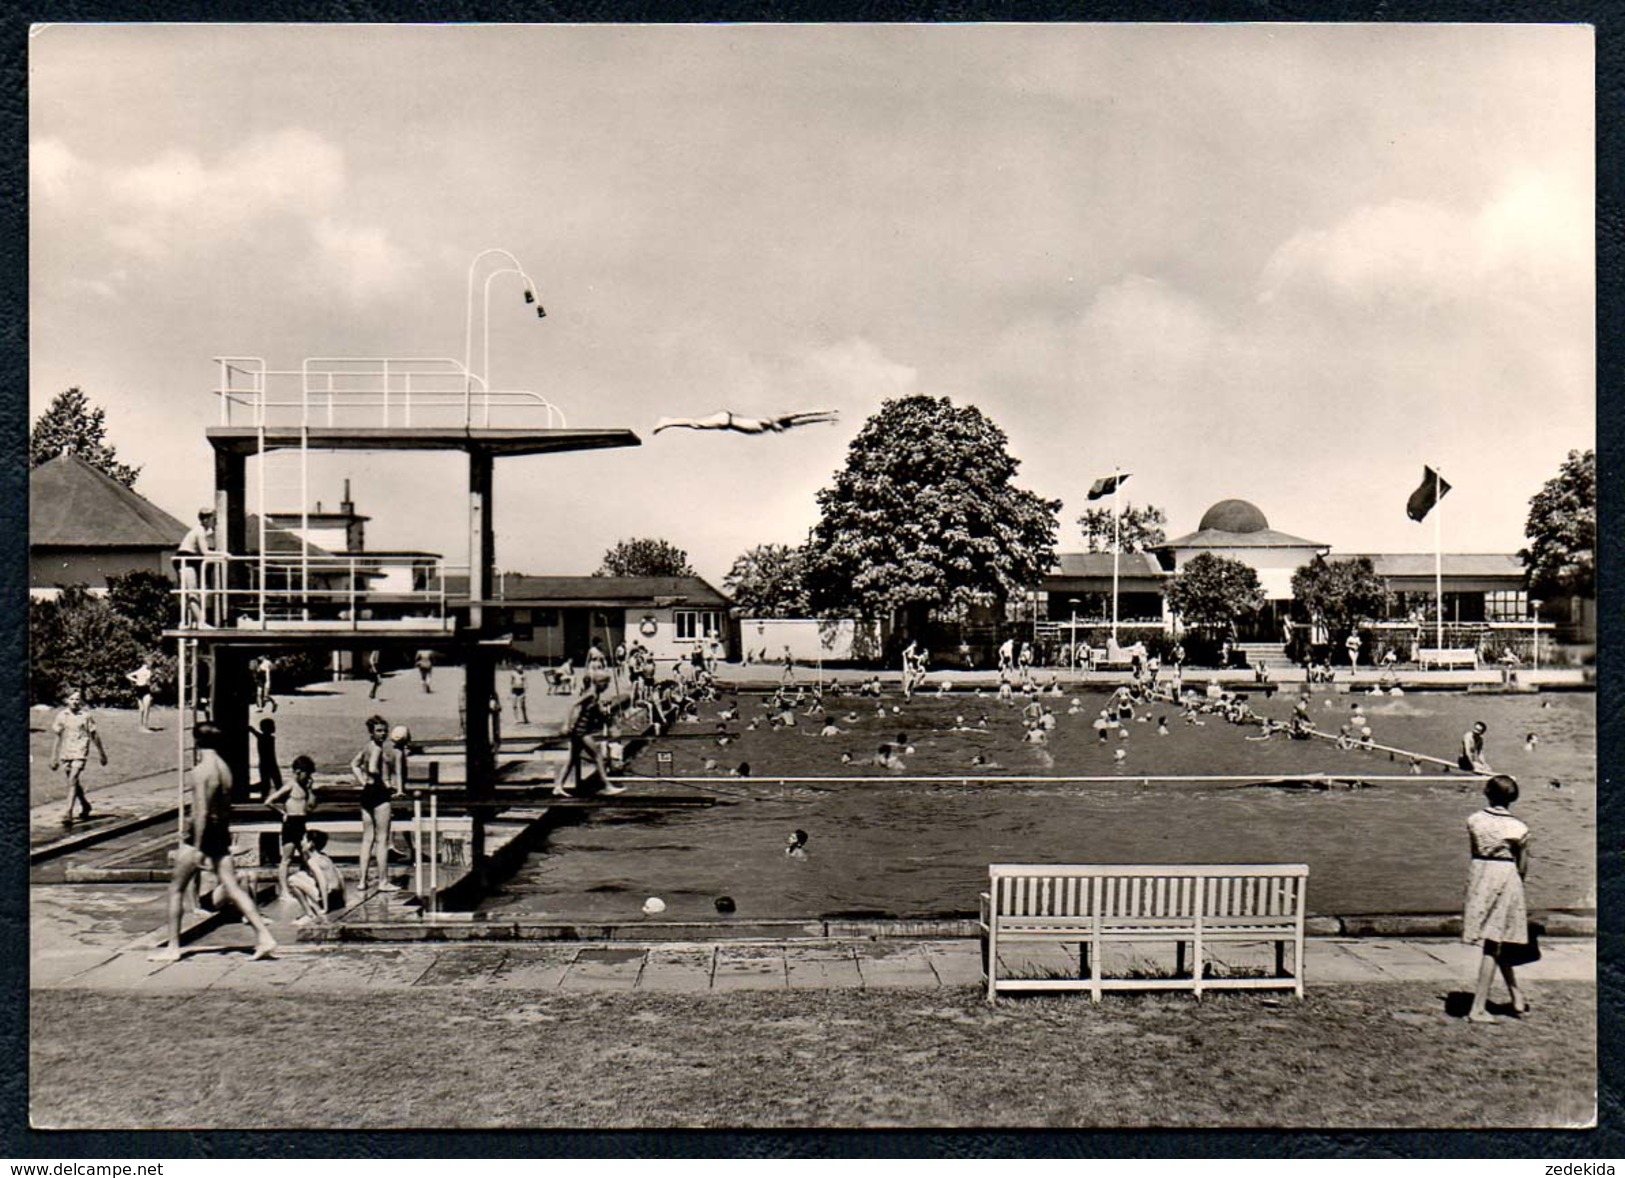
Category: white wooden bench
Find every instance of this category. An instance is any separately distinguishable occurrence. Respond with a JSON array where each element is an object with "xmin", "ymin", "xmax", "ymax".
[
  {"xmin": 1418, "ymin": 648, "xmax": 1478, "ymax": 670},
  {"xmin": 979, "ymin": 863, "xmax": 1308, "ymax": 1002}
]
